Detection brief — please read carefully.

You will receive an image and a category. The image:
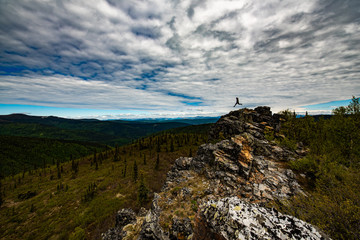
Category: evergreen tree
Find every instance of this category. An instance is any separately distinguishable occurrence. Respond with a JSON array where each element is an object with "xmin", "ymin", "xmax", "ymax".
[
  {"xmin": 30, "ymin": 203, "xmax": 35, "ymax": 213},
  {"xmin": 0, "ymin": 180, "xmax": 3, "ymax": 207},
  {"xmin": 138, "ymin": 174, "xmax": 148, "ymax": 205},
  {"xmin": 170, "ymin": 138, "xmax": 174, "ymax": 152},
  {"xmin": 113, "ymin": 145, "xmax": 119, "ymax": 162},
  {"xmin": 123, "ymin": 158, "xmax": 127, "ymax": 178},
  {"xmin": 56, "ymin": 160, "xmax": 61, "ymax": 179},
  {"xmin": 133, "ymin": 160, "xmax": 138, "ymax": 182},
  {"xmin": 155, "ymin": 154, "xmax": 160, "ymax": 170},
  {"xmin": 157, "ymin": 139, "xmax": 161, "ymax": 152},
  {"xmin": 99, "ymin": 152, "xmax": 103, "ymax": 164},
  {"xmin": 93, "ymin": 150, "xmax": 97, "ymax": 165},
  {"xmin": 93, "ymin": 150, "xmax": 98, "ymax": 170},
  {"xmin": 71, "ymin": 158, "xmax": 79, "ymax": 176},
  {"xmin": 143, "ymin": 154, "xmax": 147, "ymax": 165},
  {"xmin": 71, "ymin": 158, "xmax": 75, "ymax": 172}
]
